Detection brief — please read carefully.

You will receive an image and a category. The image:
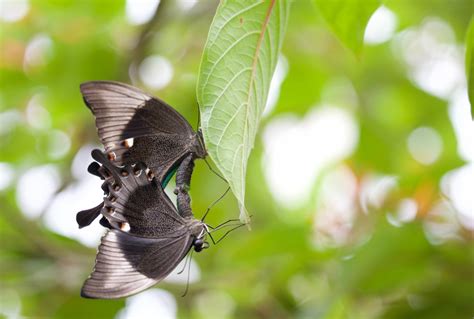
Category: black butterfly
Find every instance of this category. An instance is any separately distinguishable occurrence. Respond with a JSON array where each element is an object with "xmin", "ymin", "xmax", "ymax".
[
  {"xmin": 76, "ymin": 81, "xmax": 206, "ymax": 228},
  {"xmin": 81, "ymin": 149, "xmax": 209, "ymax": 299}
]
